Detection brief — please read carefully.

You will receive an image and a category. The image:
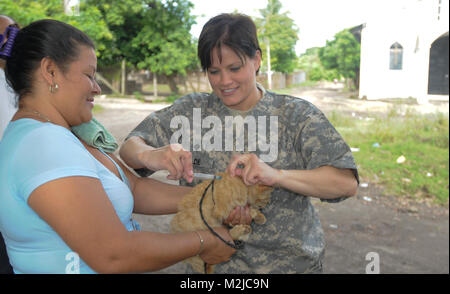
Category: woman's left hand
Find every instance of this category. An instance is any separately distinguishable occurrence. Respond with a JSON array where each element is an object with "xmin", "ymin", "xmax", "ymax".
[
  {"xmin": 226, "ymin": 153, "xmax": 281, "ymax": 187},
  {"xmin": 223, "ymin": 205, "xmax": 252, "ymax": 226}
]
